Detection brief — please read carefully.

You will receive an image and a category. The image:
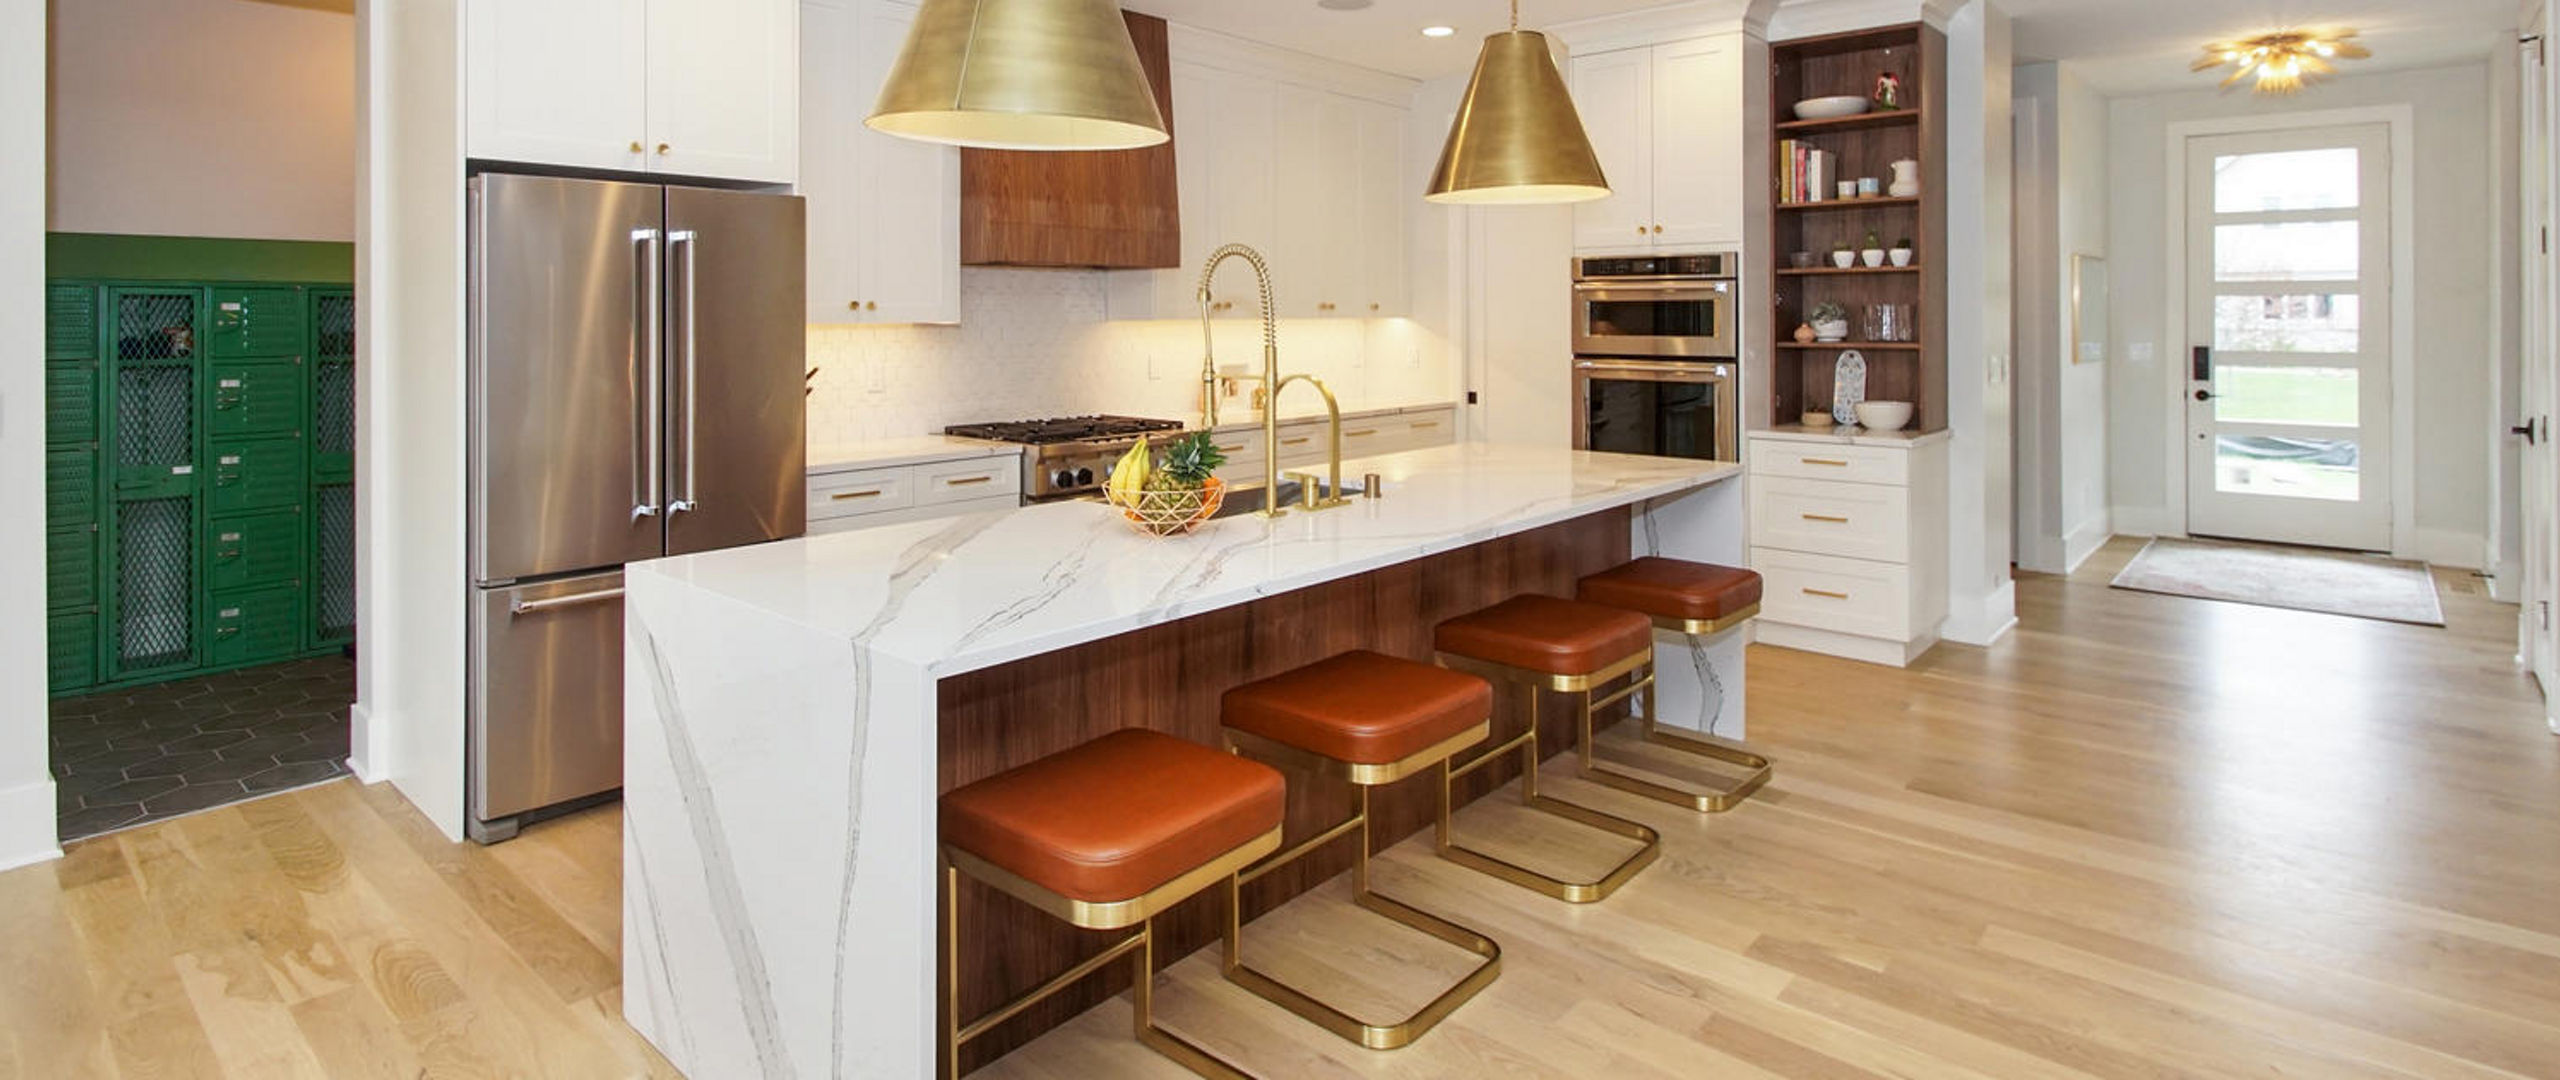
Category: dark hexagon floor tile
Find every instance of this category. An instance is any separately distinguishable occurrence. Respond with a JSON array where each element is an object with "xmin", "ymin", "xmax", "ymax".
[
  {"xmin": 56, "ymin": 784, "xmax": 82, "ymax": 814},
  {"xmin": 241, "ymin": 760, "xmax": 343, "ymax": 794},
  {"xmin": 183, "ymin": 756, "xmax": 282, "ymax": 784},
  {"xmin": 81, "ymin": 775, "xmax": 185, "ymax": 806},
  {"xmin": 60, "ymin": 745, "xmax": 168, "ymax": 775},
  {"xmin": 58, "ymin": 804, "xmax": 146, "ymax": 841},
  {"xmin": 218, "ymin": 733, "xmax": 311, "ymax": 762},
  {"xmin": 163, "ymin": 728, "xmax": 254, "ymax": 755},
  {"xmin": 125, "ymin": 750, "xmax": 223, "ymax": 780},
  {"xmin": 191, "ymin": 710, "xmax": 269, "ymax": 732},
  {"xmin": 274, "ymin": 740, "xmax": 347, "ymax": 765},
  {"xmin": 142, "ymin": 782, "xmax": 251, "ymax": 818}
]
